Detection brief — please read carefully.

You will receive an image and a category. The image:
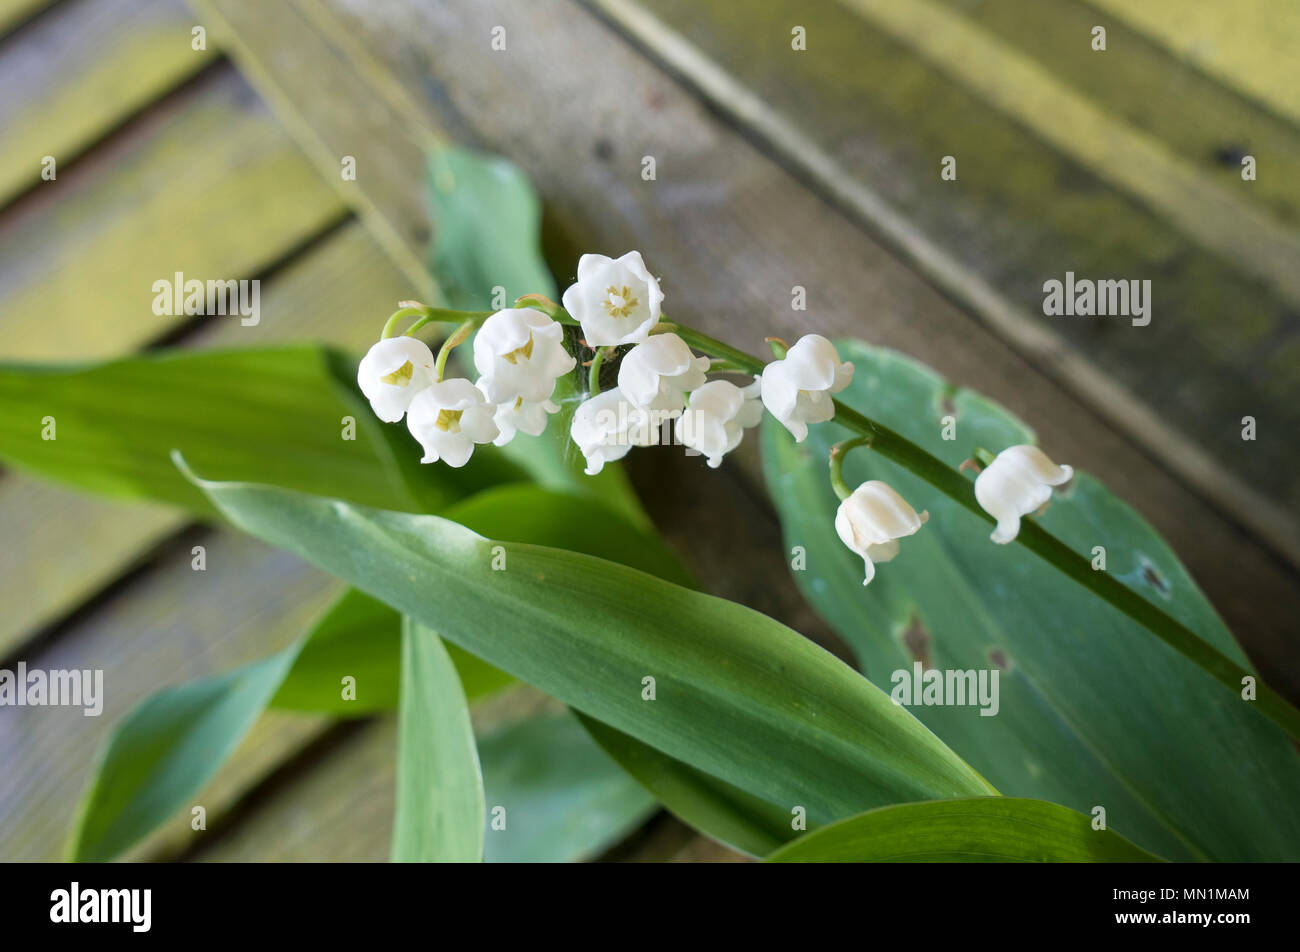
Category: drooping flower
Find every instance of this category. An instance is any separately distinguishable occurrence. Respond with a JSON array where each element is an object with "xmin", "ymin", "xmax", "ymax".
[
  {"xmin": 406, "ymin": 378, "xmax": 499, "ymax": 467},
  {"xmin": 357, "ymin": 336, "xmax": 438, "ymax": 423},
  {"xmin": 560, "ymin": 251, "xmax": 664, "ymax": 347},
  {"xmin": 760, "ymin": 334, "xmax": 854, "ymax": 442},
  {"xmin": 675, "ymin": 378, "xmax": 763, "ymax": 468},
  {"xmin": 473, "ymin": 308, "xmax": 576, "ymax": 404},
  {"xmin": 484, "ymin": 387, "xmax": 561, "ymax": 447},
  {"xmin": 617, "ymin": 332, "xmax": 710, "ymax": 412},
  {"xmin": 569, "ymin": 387, "xmax": 657, "ymax": 476},
  {"xmin": 835, "ymin": 480, "xmax": 928, "ymax": 586},
  {"xmin": 974, "ymin": 445, "xmax": 1073, "ymax": 544}
]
